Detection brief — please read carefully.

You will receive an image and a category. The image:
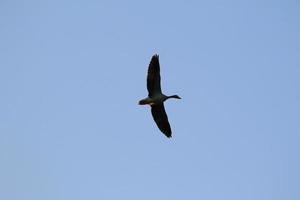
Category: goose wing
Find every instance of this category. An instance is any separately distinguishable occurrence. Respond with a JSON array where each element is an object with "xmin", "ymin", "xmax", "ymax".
[
  {"xmin": 151, "ymin": 104, "xmax": 172, "ymax": 138},
  {"xmin": 147, "ymin": 54, "xmax": 162, "ymax": 97}
]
